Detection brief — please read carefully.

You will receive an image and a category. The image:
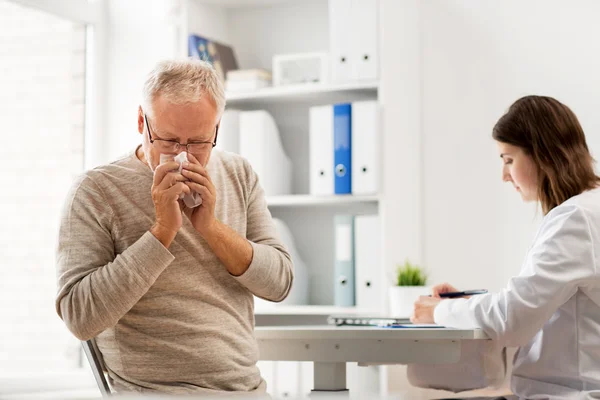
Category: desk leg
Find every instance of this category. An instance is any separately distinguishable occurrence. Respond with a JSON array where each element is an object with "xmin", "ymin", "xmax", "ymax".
[{"xmin": 312, "ymin": 362, "xmax": 348, "ymax": 392}]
